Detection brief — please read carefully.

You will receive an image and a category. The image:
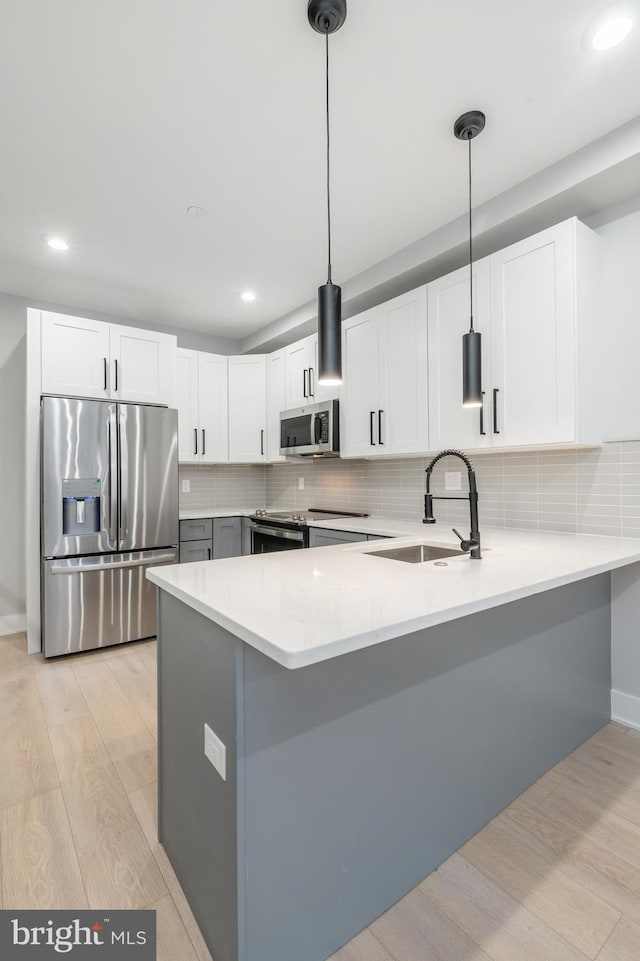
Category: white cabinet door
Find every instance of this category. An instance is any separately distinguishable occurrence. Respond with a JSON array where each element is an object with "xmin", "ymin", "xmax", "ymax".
[
  {"xmin": 266, "ymin": 349, "xmax": 287, "ymax": 462},
  {"xmin": 110, "ymin": 324, "xmax": 176, "ymax": 405},
  {"xmin": 175, "ymin": 349, "xmax": 200, "ymax": 462},
  {"xmin": 198, "ymin": 353, "xmax": 228, "ymax": 463},
  {"xmin": 378, "ymin": 287, "xmax": 429, "ymax": 455},
  {"xmin": 310, "ymin": 334, "xmax": 340, "ymax": 404},
  {"xmin": 428, "ymin": 261, "xmax": 491, "ymax": 452},
  {"xmin": 41, "ymin": 313, "xmax": 111, "ymax": 398},
  {"xmin": 228, "ymin": 355, "xmax": 267, "ymax": 463},
  {"xmin": 490, "ymin": 221, "xmax": 576, "ymax": 447},
  {"xmin": 341, "ymin": 308, "xmax": 380, "ymax": 458},
  {"xmin": 284, "ymin": 337, "xmax": 314, "ymax": 409}
]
